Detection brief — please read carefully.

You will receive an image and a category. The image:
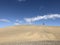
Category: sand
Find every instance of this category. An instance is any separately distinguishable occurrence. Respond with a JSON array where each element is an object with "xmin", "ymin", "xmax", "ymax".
[{"xmin": 0, "ymin": 25, "xmax": 60, "ymax": 43}]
